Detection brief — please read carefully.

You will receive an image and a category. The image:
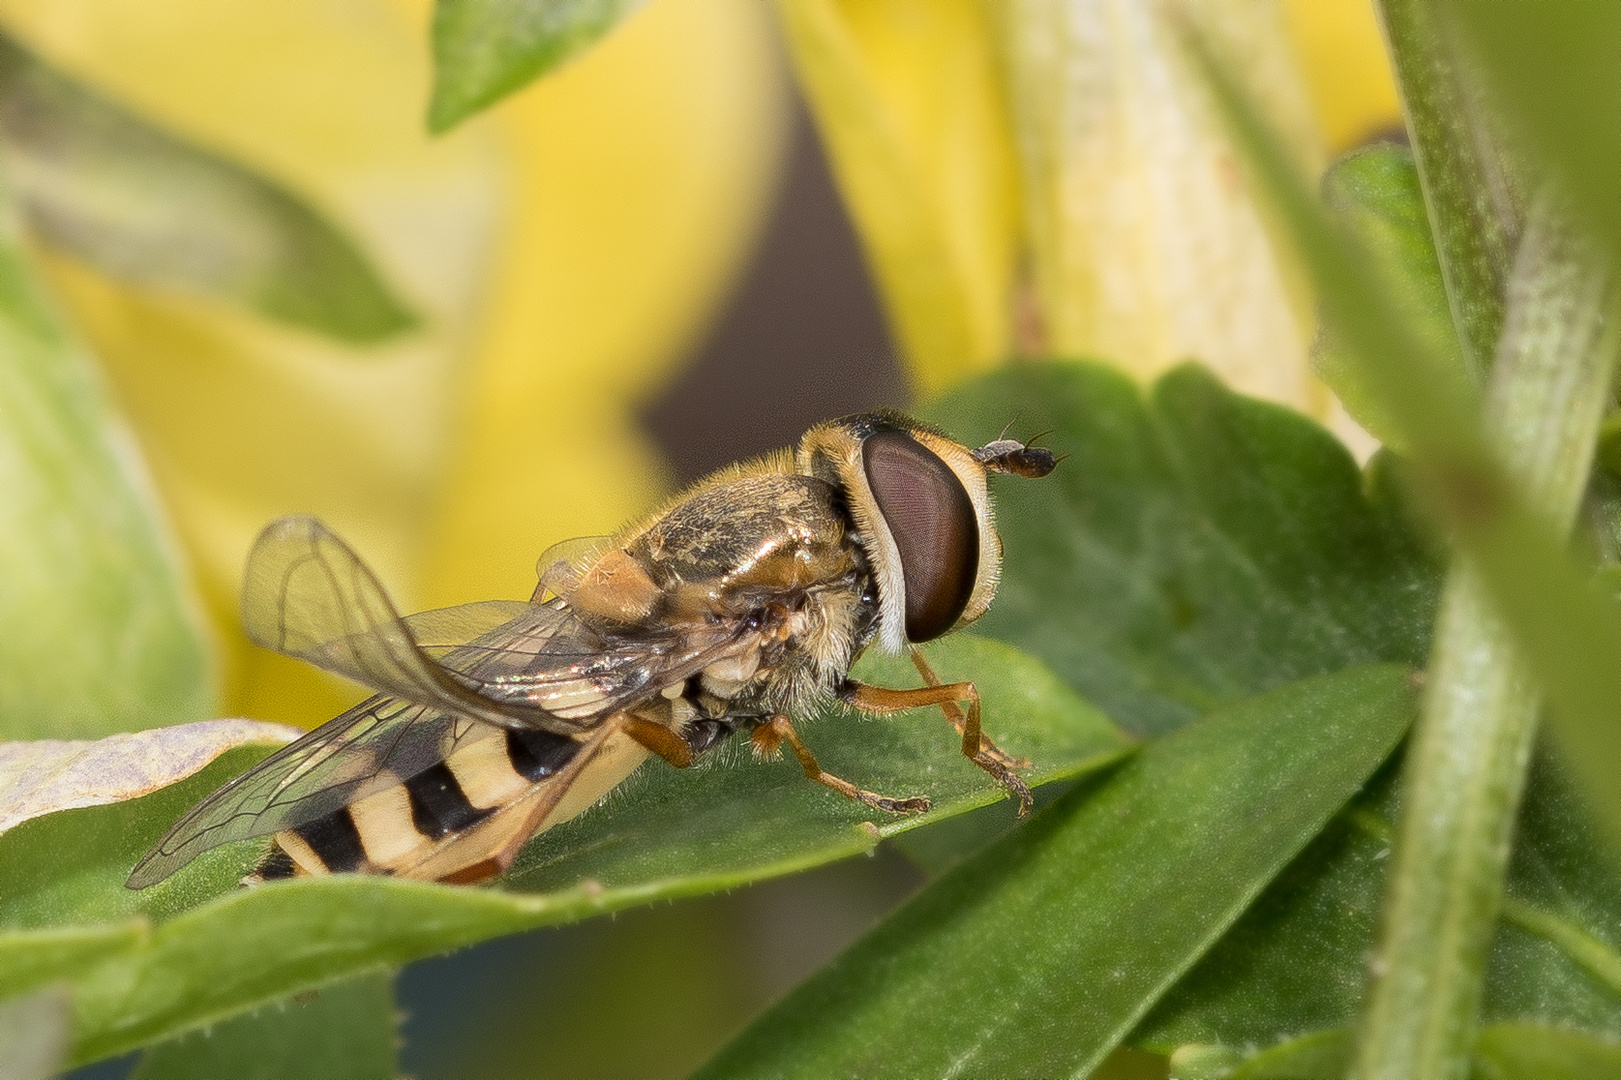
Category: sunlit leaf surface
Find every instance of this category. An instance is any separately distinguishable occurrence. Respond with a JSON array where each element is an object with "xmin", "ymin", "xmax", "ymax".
[{"xmin": 0, "ymin": 719, "xmax": 295, "ymax": 834}]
